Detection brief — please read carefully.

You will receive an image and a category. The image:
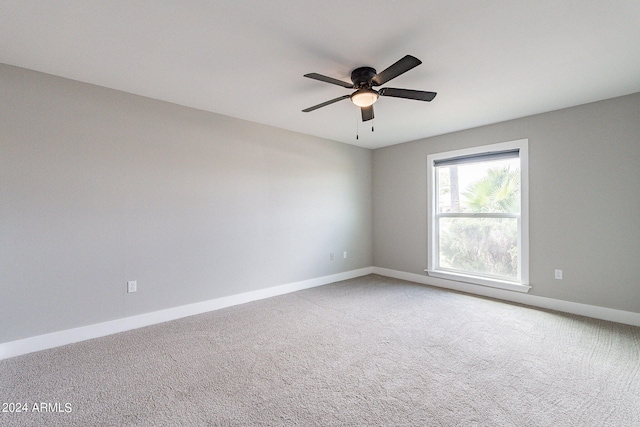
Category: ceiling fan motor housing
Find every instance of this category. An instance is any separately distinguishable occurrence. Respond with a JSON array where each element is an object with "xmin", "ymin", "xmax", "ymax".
[{"xmin": 351, "ymin": 67, "xmax": 377, "ymax": 88}]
